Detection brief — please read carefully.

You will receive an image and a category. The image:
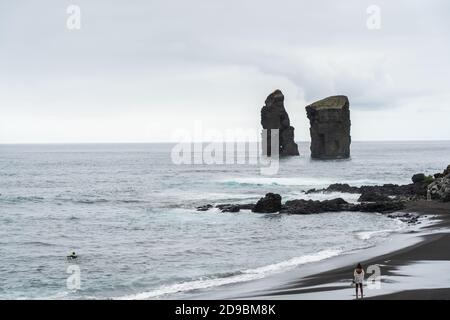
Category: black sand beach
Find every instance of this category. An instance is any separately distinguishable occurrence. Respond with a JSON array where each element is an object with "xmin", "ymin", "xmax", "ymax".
[{"xmin": 253, "ymin": 200, "xmax": 450, "ymax": 300}]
